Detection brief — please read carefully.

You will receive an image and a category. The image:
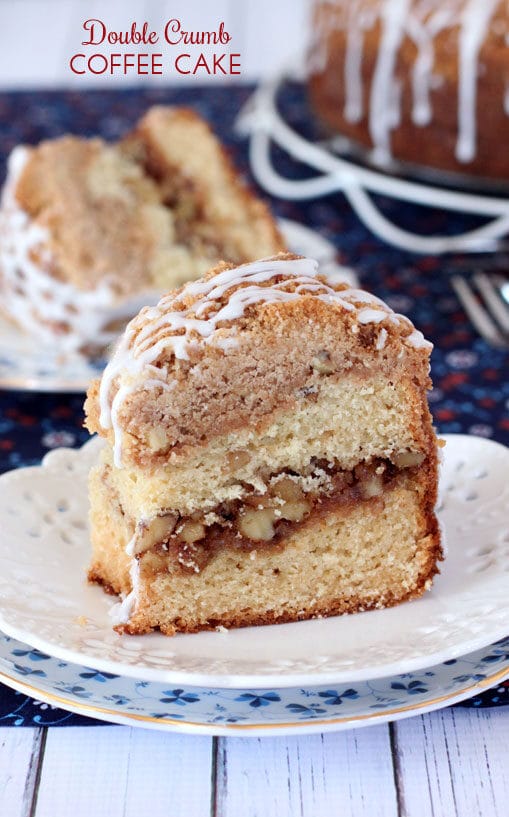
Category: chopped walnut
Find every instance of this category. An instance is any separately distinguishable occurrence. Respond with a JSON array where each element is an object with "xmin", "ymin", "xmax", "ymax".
[
  {"xmin": 147, "ymin": 427, "xmax": 168, "ymax": 452},
  {"xmin": 359, "ymin": 475, "xmax": 383, "ymax": 499},
  {"xmin": 311, "ymin": 350, "xmax": 334, "ymax": 374},
  {"xmin": 393, "ymin": 450, "xmax": 425, "ymax": 468},
  {"xmin": 178, "ymin": 520, "xmax": 206, "ymax": 543},
  {"xmin": 279, "ymin": 499, "xmax": 311, "ymax": 522},
  {"xmin": 225, "ymin": 449, "xmax": 251, "ymax": 472},
  {"xmin": 135, "ymin": 513, "xmax": 177, "ymax": 554},
  {"xmin": 270, "ymin": 477, "xmax": 304, "ymax": 503},
  {"xmin": 238, "ymin": 507, "xmax": 276, "ymax": 540}
]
